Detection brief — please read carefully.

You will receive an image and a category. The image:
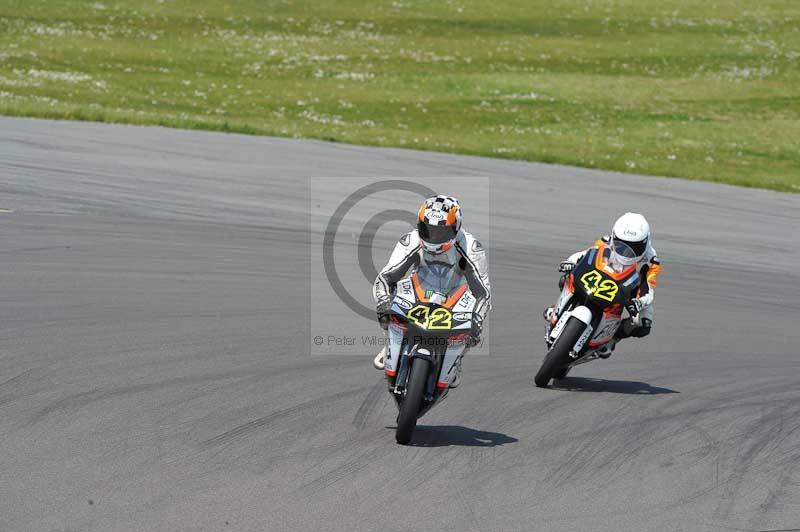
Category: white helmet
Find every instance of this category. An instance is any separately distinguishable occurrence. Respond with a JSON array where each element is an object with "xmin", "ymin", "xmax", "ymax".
[{"xmin": 610, "ymin": 212, "xmax": 650, "ymax": 265}]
